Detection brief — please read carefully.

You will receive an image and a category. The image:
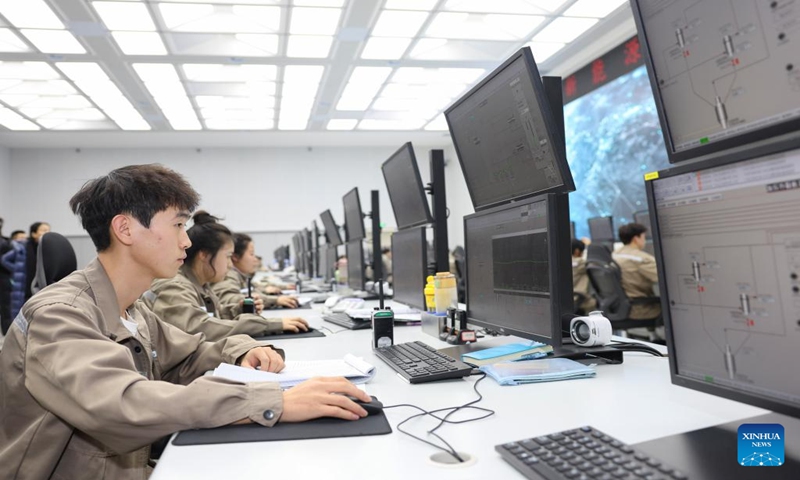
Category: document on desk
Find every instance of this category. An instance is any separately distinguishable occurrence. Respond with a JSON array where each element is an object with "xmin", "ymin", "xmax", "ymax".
[
  {"xmin": 213, "ymin": 354, "xmax": 376, "ymax": 388},
  {"xmin": 480, "ymin": 358, "xmax": 596, "ymax": 386}
]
